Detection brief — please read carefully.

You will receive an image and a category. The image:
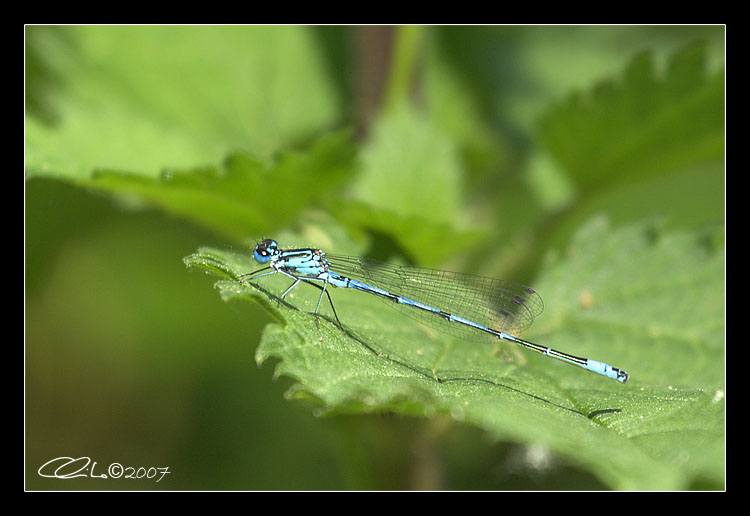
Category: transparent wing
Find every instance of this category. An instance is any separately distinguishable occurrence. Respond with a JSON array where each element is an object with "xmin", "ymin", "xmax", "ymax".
[{"xmin": 325, "ymin": 254, "xmax": 544, "ymax": 343}]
